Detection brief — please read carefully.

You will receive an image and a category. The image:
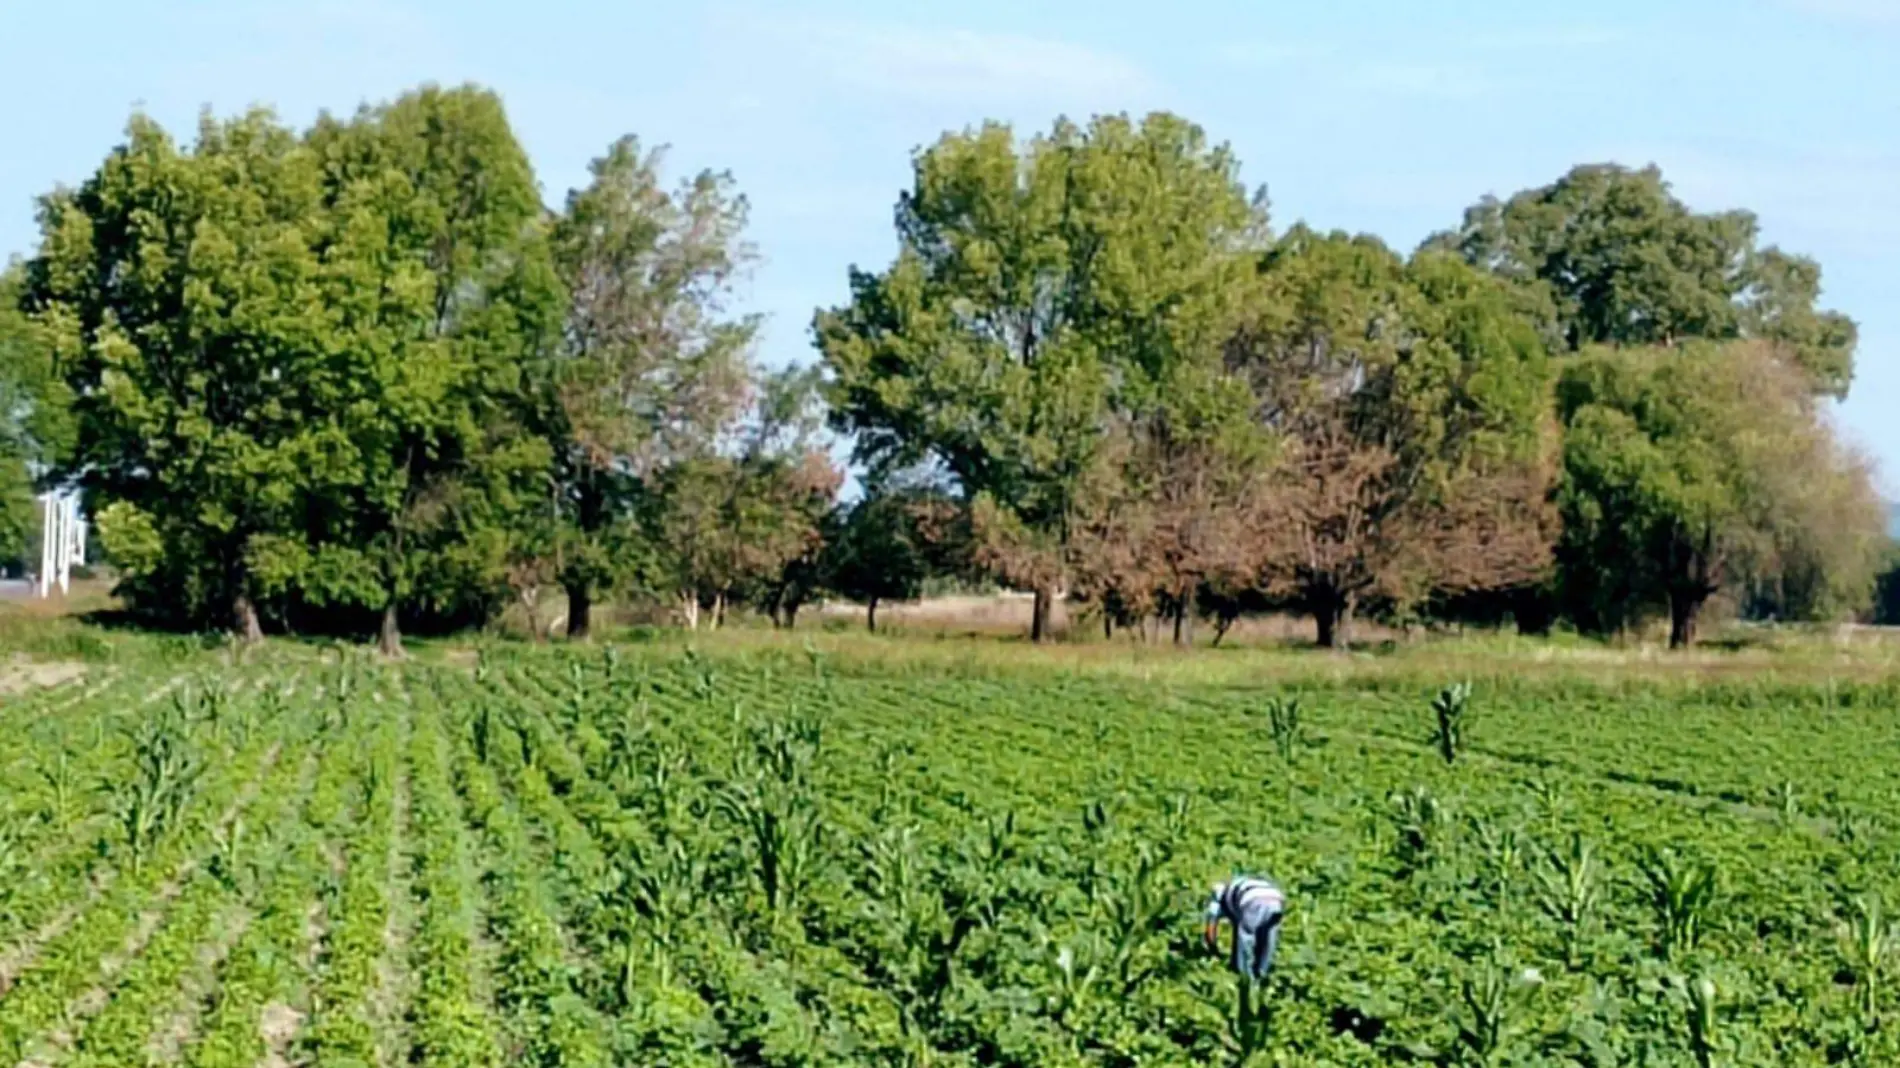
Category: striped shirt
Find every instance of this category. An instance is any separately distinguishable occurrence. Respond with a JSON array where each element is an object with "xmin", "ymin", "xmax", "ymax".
[{"xmin": 1207, "ymin": 875, "xmax": 1283, "ymax": 925}]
